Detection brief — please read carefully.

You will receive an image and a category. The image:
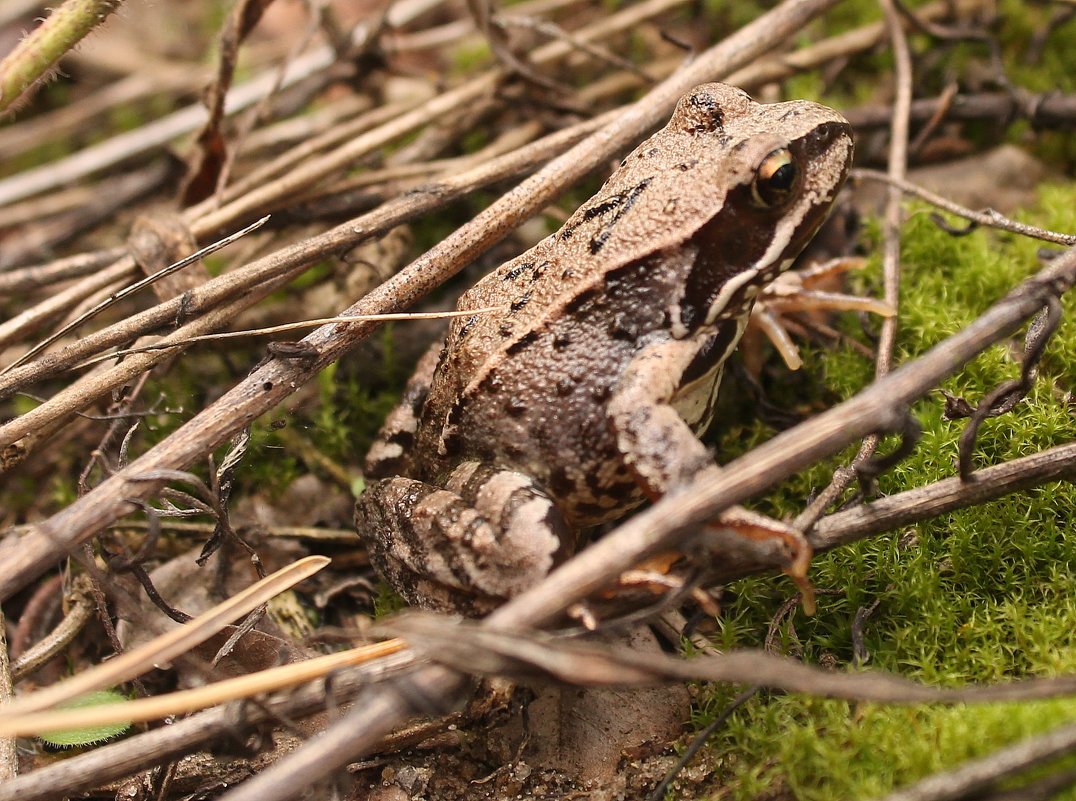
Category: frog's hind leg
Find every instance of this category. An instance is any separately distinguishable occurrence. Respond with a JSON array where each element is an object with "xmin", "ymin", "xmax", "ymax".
[
  {"xmin": 356, "ymin": 462, "xmax": 568, "ymax": 615},
  {"xmin": 364, "ymin": 342, "xmax": 443, "ymax": 479}
]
